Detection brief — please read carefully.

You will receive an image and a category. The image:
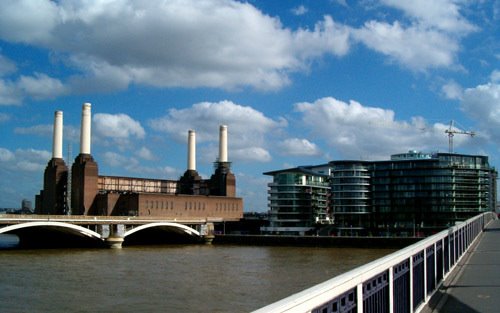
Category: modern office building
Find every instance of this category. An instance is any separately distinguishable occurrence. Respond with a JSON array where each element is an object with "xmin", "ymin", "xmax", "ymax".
[
  {"xmin": 261, "ymin": 165, "xmax": 330, "ymax": 235},
  {"xmin": 264, "ymin": 151, "xmax": 497, "ymax": 236},
  {"xmin": 35, "ymin": 104, "xmax": 243, "ymax": 221}
]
